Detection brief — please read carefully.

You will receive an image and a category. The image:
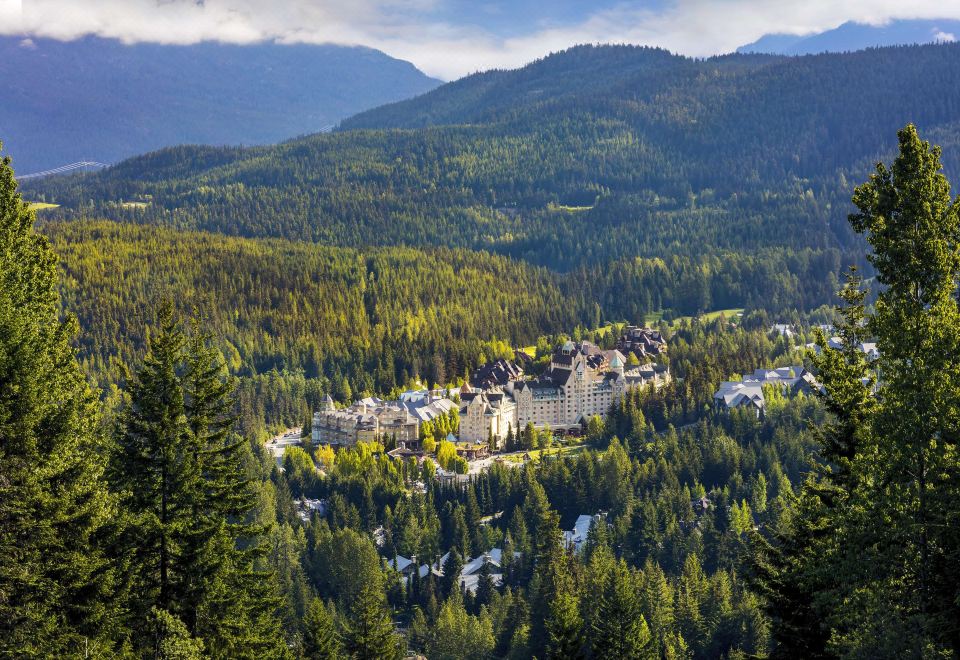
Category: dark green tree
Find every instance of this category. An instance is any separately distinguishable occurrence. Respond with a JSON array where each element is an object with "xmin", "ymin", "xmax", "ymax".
[
  {"xmin": 303, "ymin": 598, "xmax": 342, "ymax": 659},
  {"xmin": 475, "ymin": 557, "xmax": 496, "ymax": 611},
  {"xmin": 0, "ymin": 146, "xmax": 122, "ymax": 654},
  {"xmin": 147, "ymin": 607, "xmax": 205, "ymax": 659},
  {"xmin": 342, "ymin": 581, "xmax": 401, "ymax": 660},
  {"xmin": 112, "ymin": 304, "xmax": 285, "ymax": 656},
  {"xmin": 545, "ymin": 561, "xmax": 585, "ymax": 660},
  {"xmin": 590, "ymin": 560, "xmax": 652, "ymax": 659},
  {"xmin": 844, "ymin": 123, "xmax": 960, "ymax": 655},
  {"xmin": 111, "ymin": 301, "xmax": 201, "ymax": 632},
  {"xmin": 441, "ymin": 549, "xmax": 464, "ymax": 600},
  {"xmin": 750, "ymin": 270, "xmax": 872, "ymax": 658}
]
